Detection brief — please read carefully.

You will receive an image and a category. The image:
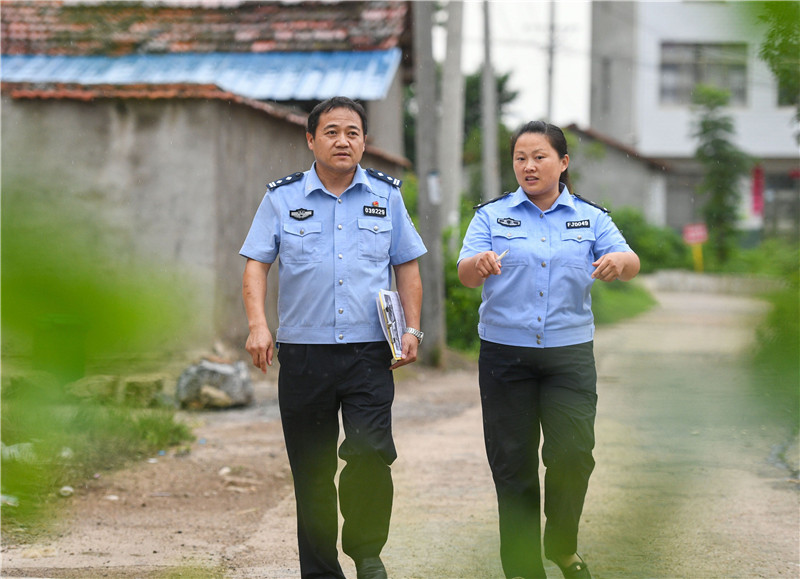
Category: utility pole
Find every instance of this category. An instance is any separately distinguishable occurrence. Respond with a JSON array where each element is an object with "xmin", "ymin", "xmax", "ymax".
[
  {"xmin": 413, "ymin": 0, "xmax": 445, "ymax": 366},
  {"xmin": 439, "ymin": 0, "xmax": 465, "ymax": 253},
  {"xmin": 481, "ymin": 0, "xmax": 499, "ymax": 202},
  {"xmin": 546, "ymin": 0, "xmax": 555, "ymax": 121}
]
